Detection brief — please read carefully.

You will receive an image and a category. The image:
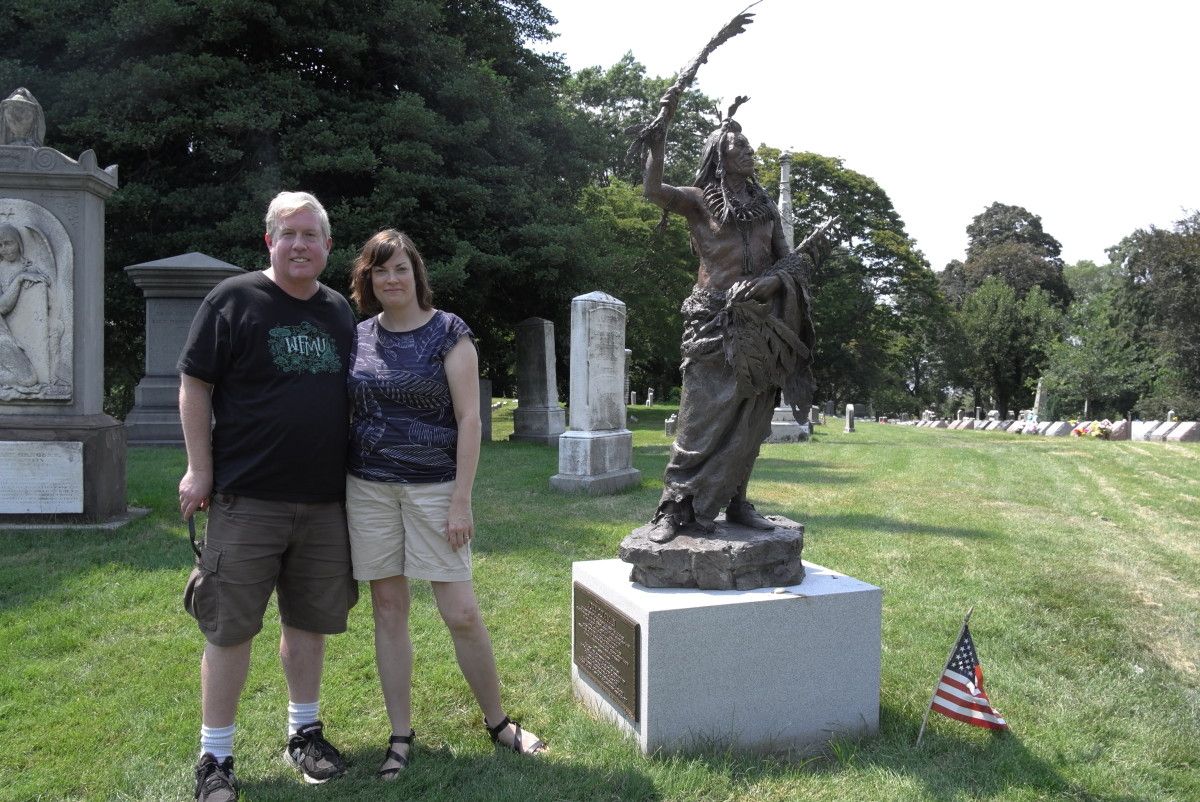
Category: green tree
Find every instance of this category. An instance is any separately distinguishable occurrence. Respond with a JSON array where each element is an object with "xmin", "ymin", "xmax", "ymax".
[
  {"xmin": 575, "ymin": 178, "xmax": 696, "ymax": 395},
  {"xmin": 1109, "ymin": 211, "xmax": 1200, "ymax": 417},
  {"xmin": 960, "ymin": 202, "xmax": 1071, "ymax": 309},
  {"xmin": 966, "ymin": 202, "xmax": 1063, "ymax": 260},
  {"xmin": 960, "ymin": 278, "xmax": 1061, "ymax": 417},
  {"xmin": 562, "ymin": 53, "xmax": 720, "ymax": 187},
  {"xmin": 1063, "ymin": 258, "xmax": 1122, "ymax": 302},
  {"xmin": 0, "ymin": 0, "xmax": 597, "ymax": 412},
  {"xmin": 759, "ymin": 149, "xmax": 952, "ymax": 411},
  {"xmin": 1042, "ymin": 292, "xmax": 1145, "ymax": 419}
]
